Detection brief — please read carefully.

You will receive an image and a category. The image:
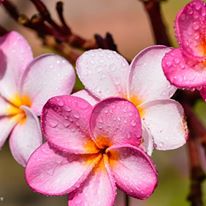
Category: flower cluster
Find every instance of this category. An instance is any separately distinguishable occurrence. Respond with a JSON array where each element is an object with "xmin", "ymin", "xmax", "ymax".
[
  {"xmin": 0, "ymin": 10, "xmax": 196, "ymax": 204},
  {"xmin": 162, "ymin": 0, "xmax": 206, "ymax": 99}
]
